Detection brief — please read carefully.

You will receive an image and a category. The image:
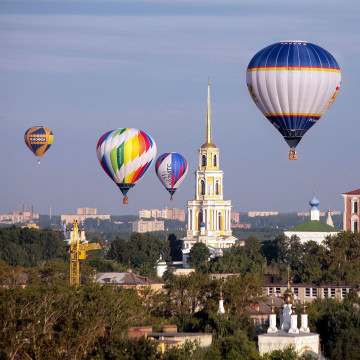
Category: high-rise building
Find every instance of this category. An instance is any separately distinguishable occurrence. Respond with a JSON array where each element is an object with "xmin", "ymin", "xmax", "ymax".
[{"xmin": 181, "ymin": 80, "xmax": 239, "ymax": 267}]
